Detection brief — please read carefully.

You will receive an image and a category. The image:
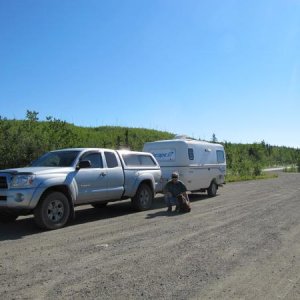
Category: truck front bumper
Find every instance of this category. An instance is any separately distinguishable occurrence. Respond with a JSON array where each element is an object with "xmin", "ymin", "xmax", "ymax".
[{"xmin": 0, "ymin": 187, "xmax": 44, "ymax": 210}]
